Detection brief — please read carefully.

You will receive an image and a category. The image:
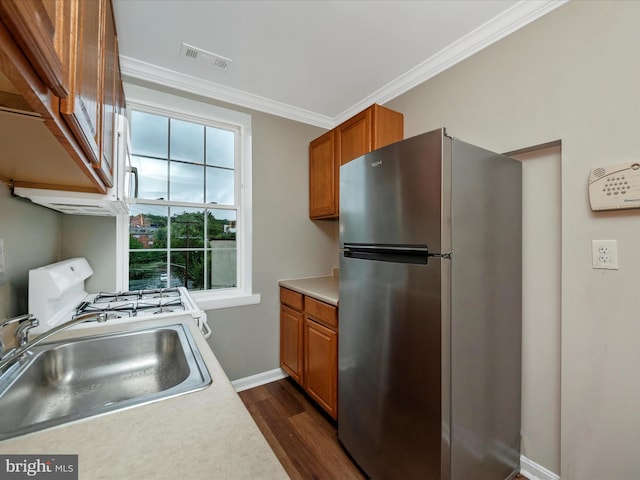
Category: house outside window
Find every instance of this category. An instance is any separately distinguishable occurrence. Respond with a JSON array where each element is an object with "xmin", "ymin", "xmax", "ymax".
[{"xmin": 119, "ymin": 84, "xmax": 257, "ymax": 309}]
